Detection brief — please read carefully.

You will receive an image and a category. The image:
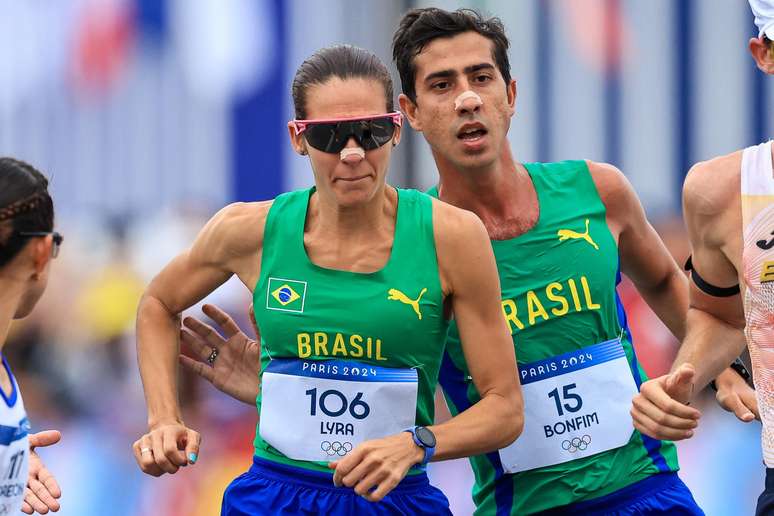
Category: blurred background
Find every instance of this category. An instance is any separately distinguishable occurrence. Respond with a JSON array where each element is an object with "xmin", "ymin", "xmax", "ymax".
[{"xmin": 0, "ymin": 0, "xmax": 768, "ymax": 514}]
